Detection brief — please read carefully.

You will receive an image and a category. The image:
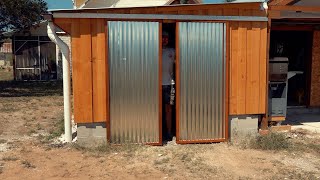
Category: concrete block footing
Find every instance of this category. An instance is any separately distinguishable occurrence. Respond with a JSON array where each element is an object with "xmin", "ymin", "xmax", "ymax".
[
  {"xmin": 229, "ymin": 115, "xmax": 260, "ymax": 141},
  {"xmin": 77, "ymin": 123, "xmax": 107, "ymax": 146}
]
